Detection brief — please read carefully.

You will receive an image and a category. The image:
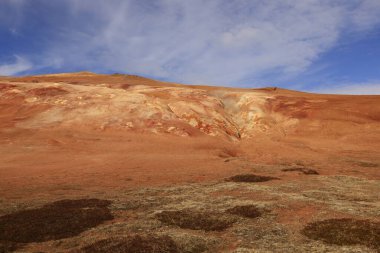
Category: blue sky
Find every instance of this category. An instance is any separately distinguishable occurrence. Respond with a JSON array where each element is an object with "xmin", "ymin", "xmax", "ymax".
[{"xmin": 1, "ymin": 0, "xmax": 380, "ymax": 94}]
